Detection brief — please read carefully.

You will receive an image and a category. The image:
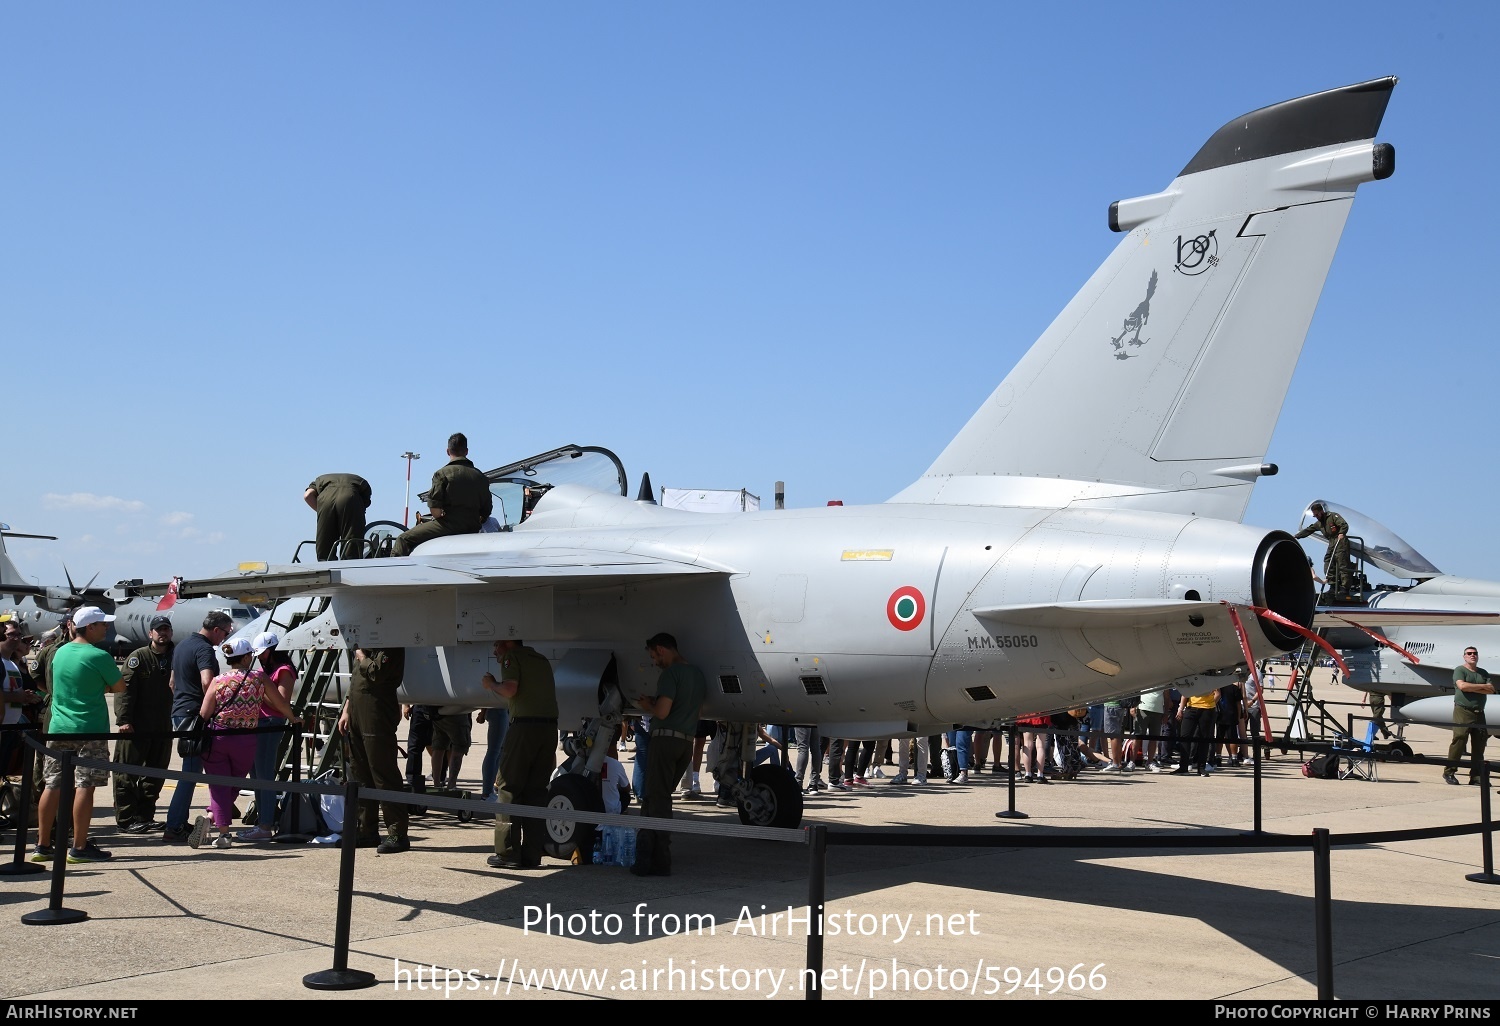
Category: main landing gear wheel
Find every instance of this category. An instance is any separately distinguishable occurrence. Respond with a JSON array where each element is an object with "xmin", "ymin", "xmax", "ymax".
[
  {"xmin": 1380, "ymin": 740, "xmax": 1414, "ymax": 762},
  {"xmin": 736, "ymin": 765, "xmax": 804, "ymax": 829},
  {"xmin": 542, "ymin": 773, "xmax": 603, "ymax": 860}
]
